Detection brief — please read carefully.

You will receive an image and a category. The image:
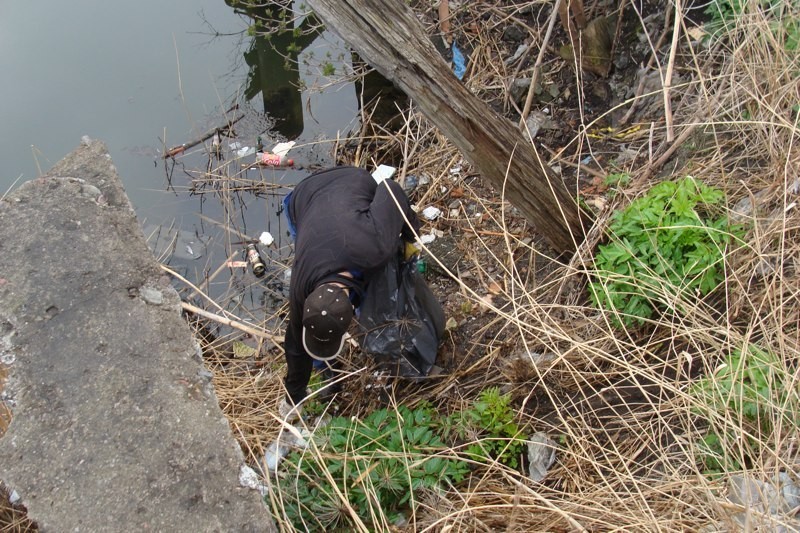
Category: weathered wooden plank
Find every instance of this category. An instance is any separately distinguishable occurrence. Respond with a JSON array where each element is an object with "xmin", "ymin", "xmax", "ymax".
[{"xmin": 308, "ymin": 0, "xmax": 587, "ymax": 253}]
